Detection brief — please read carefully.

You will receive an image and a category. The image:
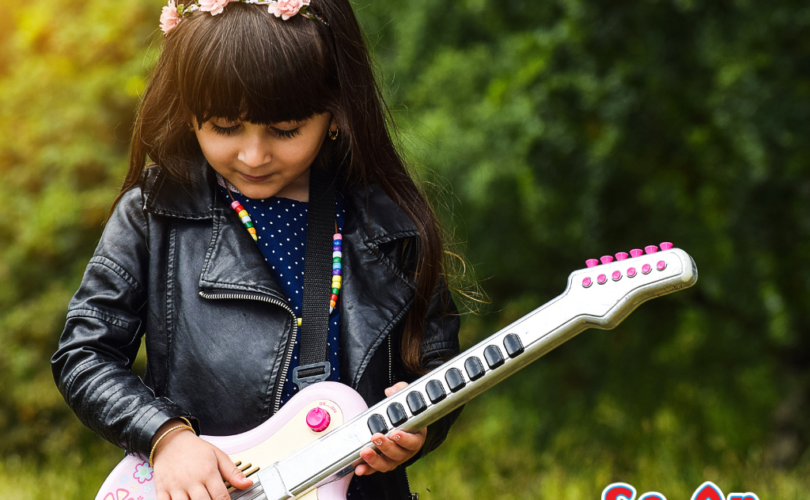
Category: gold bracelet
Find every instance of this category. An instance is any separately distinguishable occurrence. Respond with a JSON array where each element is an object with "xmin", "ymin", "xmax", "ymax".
[
  {"xmin": 149, "ymin": 424, "xmax": 194, "ymax": 468},
  {"xmin": 178, "ymin": 416, "xmax": 194, "ymax": 430}
]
